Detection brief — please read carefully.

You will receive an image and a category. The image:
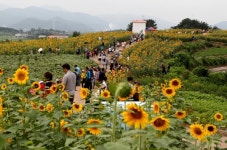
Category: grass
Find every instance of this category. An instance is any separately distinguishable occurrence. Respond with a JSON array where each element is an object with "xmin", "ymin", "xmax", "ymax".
[{"xmin": 193, "ymin": 47, "xmax": 227, "ymax": 58}]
